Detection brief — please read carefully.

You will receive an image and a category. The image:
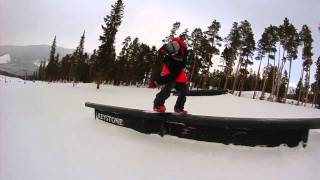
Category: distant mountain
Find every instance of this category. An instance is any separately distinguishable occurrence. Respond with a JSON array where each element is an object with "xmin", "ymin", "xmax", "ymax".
[
  {"xmin": 0, "ymin": 45, "xmax": 74, "ymax": 76},
  {"xmin": 0, "ymin": 69, "xmax": 23, "ymax": 79}
]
